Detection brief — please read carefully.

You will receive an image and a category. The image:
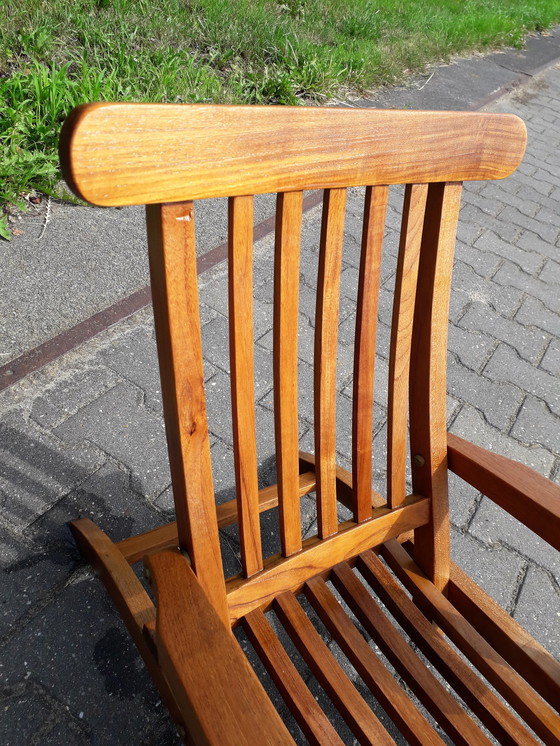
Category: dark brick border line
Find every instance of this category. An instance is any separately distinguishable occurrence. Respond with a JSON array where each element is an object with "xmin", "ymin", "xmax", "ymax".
[{"xmin": 0, "ymin": 192, "xmax": 323, "ymax": 393}]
